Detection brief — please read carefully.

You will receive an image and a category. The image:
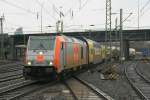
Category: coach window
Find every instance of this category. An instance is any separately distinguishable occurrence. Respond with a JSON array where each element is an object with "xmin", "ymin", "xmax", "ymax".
[{"xmin": 91, "ymin": 48, "xmax": 94, "ymax": 54}]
